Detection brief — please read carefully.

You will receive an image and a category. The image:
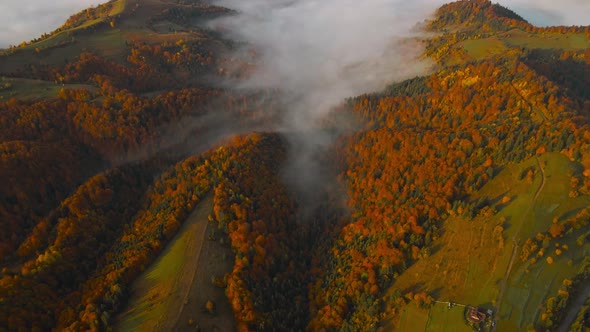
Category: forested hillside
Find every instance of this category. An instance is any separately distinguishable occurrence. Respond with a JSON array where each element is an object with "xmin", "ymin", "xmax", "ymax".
[{"xmin": 1, "ymin": 0, "xmax": 589, "ymax": 331}]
